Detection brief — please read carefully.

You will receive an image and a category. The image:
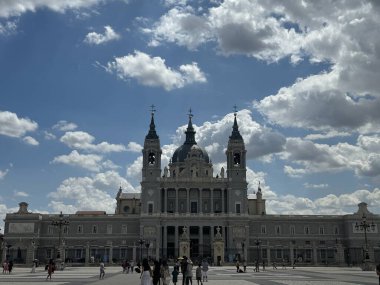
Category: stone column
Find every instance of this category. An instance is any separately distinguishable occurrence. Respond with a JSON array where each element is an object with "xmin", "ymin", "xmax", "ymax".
[
  {"xmin": 199, "ymin": 226, "xmax": 203, "ymax": 256},
  {"xmin": 85, "ymin": 242, "xmax": 90, "ymax": 266},
  {"xmin": 222, "ymin": 189, "xmax": 225, "ymax": 213},
  {"xmin": 163, "ymin": 225, "xmax": 167, "ymax": 257},
  {"xmin": 186, "ymin": 188, "xmax": 190, "ymax": 213},
  {"xmin": 132, "ymin": 244, "xmax": 136, "ymax": 262},
  {"xmin": 210, "ymin": 189, "xmax": 214, "ymax": 213},
  {"xmin": 109, "ymin": 242, "xmax": 113, "ymax": 264},
  {"xmin": 164, "ymin": 188, "xmax": 167, "ymax": 213},
  {"xmin": 313, "ymin": 242, "xmax": 318, "ymax": 265},
  {"xmin": 266, "ymin": 246, "xmax": 271, "ymax": 264},
  {"xmin": 174, "ymin": 226, "xmax": 179, "ymax": 257},
  {"xmin": 289, "ymin": 243, "xmax": 294, "ymax": 266},
  {"xmin": 156, "ymin": 225, "xmax": 161, "ymax": 260},
  {"xmin": 199, "ymin": 189, "xmax": 203, "ymax": 214},
  {"xmin": 175, "ymin": 188, "xmax": 179, "ymax": 214}
]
